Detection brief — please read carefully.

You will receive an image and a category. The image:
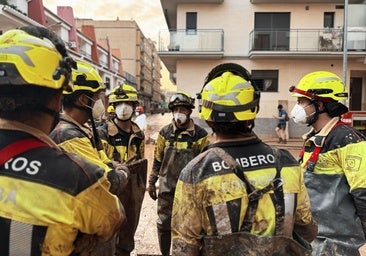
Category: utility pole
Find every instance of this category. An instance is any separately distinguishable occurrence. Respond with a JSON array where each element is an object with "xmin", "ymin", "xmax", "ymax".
[{"xmin": 342, "ymin": 0, "xmax": 349, "ymax": 86}]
